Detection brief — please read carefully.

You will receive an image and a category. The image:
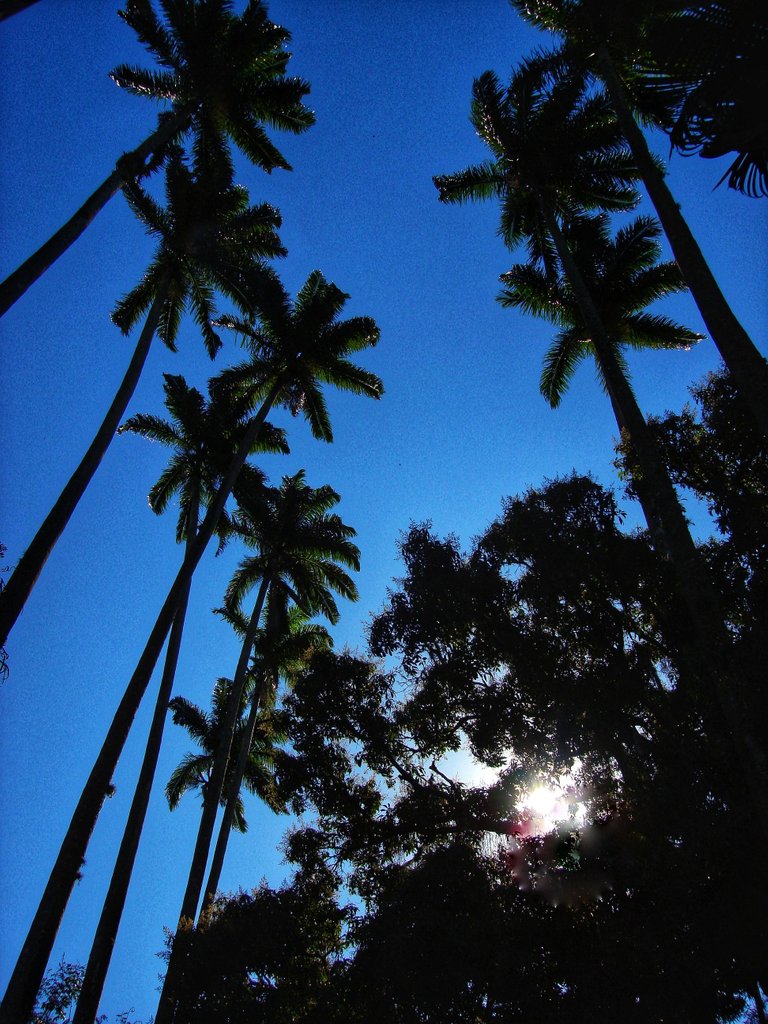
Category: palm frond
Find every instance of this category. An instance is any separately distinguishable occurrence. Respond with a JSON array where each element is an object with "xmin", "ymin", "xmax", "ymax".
[
  {"xmin": 540, "ymin": 328, "xmax": 590, "ymax": 408},
  {"xmin": 433, "ymin": 162, "xmax": 508, "ymax": 205}
]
